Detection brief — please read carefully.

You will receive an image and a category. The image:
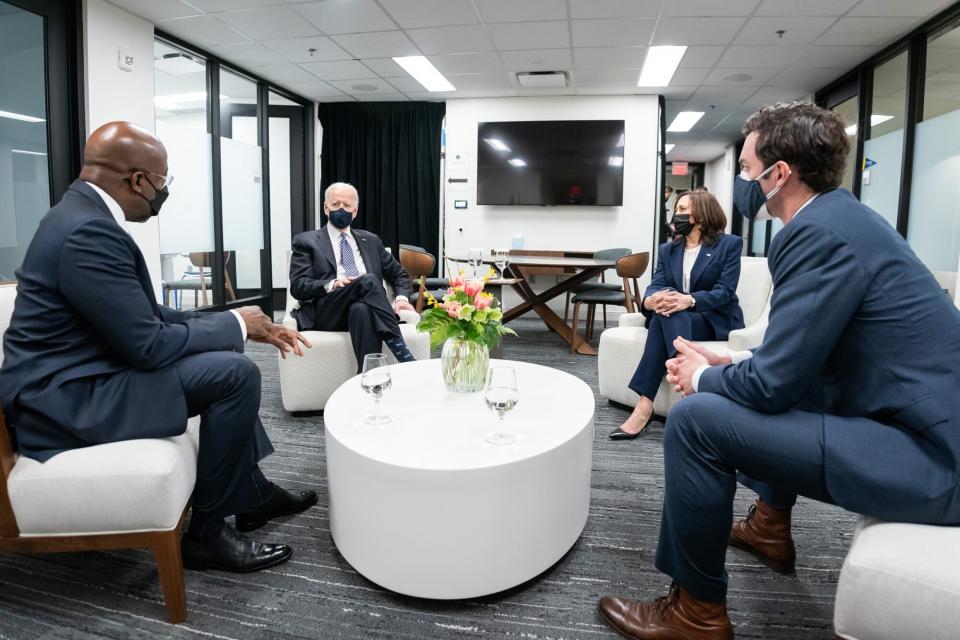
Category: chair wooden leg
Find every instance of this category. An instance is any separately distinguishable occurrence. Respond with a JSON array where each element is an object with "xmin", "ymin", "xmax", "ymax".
[
  {"xmin": 586, "ymin": 304, "xmax": 596, "ymax": 341},
  {"xmin": 151, "ymin": 530, "xmax": 187, "ymax": 624},
  {"xmin": 570, "ymin": 301, "xmax": 582, "ymax": 353}
]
